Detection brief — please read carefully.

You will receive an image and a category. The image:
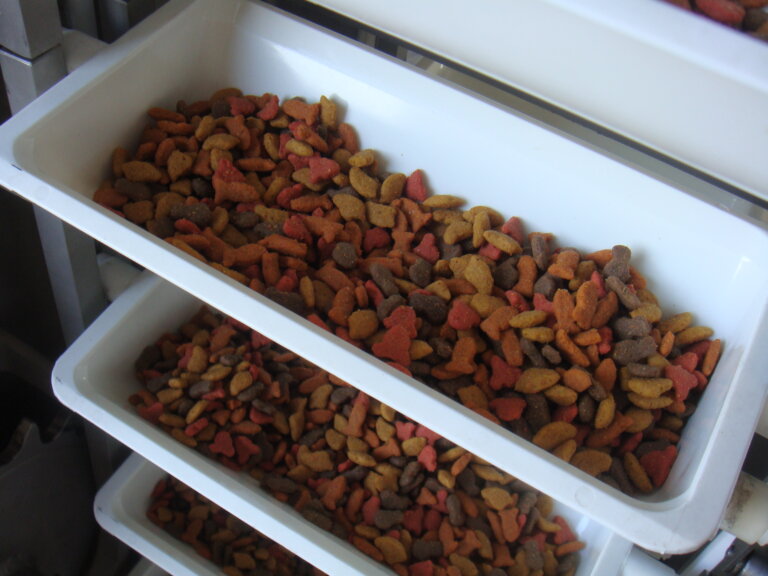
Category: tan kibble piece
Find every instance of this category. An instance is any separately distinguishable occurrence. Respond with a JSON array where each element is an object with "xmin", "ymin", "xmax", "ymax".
[
  {"xmin": 532, "ymin": 421, "xmax": 577, "ymax": 451},
  {"xmin": 122, "ymin": 161, "xmax": 163, "ymax": 183},
  {"xmin": 544, "ymin": 385, "xmax": 578, "ymax": 406},
  {"xmin": 348, "ymin": 148, "xmax": 376, "ymax": 167},
  {"xmin": 229, "ymin": 371, "xmax": 253, "ymax": 396},
  {"xmin": 508, "ymin": 310, "xmax": 548, "ymax": 329},
  {"xmin": 203, "ymin": 133, "xmax": 240, "ymax": 151},
  {"xmin": 319, "ymin": 95, "xmax": 338, "ymax": 129},
  {"xmin": 627, "ymin": 392, "xmax": 673, "ymax": 409},
  {"xmin": 570, "ymin": 449, "xmax": 612, "ymax": 476},
  {"xmin": 483, "ymin": 230, "xmax": 522, "ymax": 255},
  {"xmin": 516, "ymin": 368, "xmax": 561, "ymax": 394},
  {"xmin": 366, "ymin": 202, "xmax": 397, "ymax": 228},
  {"xmin": 472, "ymin": 210, "xmax": 491, "ymax": 249},
  {"xmin": 374, "ymin": 536, "xmax": 408, "ymax": 565},
  {"xmin": 624, "ymin": 452, "xmax": 653, "ymax": 493},
  {"xmin": 443, "ymin": 220, "xmax": 473, "ymax": 245},
  {"xmin": 463, "ymin": 257, "xmax": 494, "ymax": 295},
  {"xmin": 202, "ymin": 363, "xmax": 232, "ymax": 381},
  {"xmin": 624, "ymin": 408, "xmax": 654, "ymax": 433},
  {"xmin": 481, "ymin": 486, "xmax": 515, "ymax": 511},
  {"xmin": 379, "ymin": 172, "xmax": 406, "ymax": 203},
  {"xmin": 402, "ymin": 437, "xmax": 428, "ymax": 457},
  {"xmin": 657, "ymin": 312, "xmax": 693, "ymax": 334},
  {"xmin": 325, "ymin": 428, "xmax": 347, "ymax": 451},
  {"xmin": 348, "ymin": 450, "xmax": 377, "ymax": 467},
  {"xmin": 349, "ymin": 166, "xmax": 379, "ymax": 199},
  {"xmin": 348, "ymin": 309, "xmax": 379, "ymax": 340},
  {"xmin": 520, "ymin": 326, "xmax": 554, "ymax": 343},
  {"xmin": 422, "ymin": 194, "xmax": 465, "ymax": 209},
  {"xmin": 627, "ymin": 378, "xmax": 673, "ymax": 398},
  {"xmin": 285, "ymin": 138, "xmax": 314, "ymax": 157},
  {"xmin": 167, "ymin": 150, "xmax": 194, "ymax": 182},
  {"xmin": 297, "ymin": 446, "xmax": 334, "ymax": 472},
  {"xmin": 675, "ymin": 325, "xmax": 714, "ymax": 347},
  {"xmin": 630, "ymin": 303, "xmax": 663, "ymax": 323},
  {"xmin": 552, "ymin": 438, "xmax": 577, "ymax": 462},
  {"xmin": 593, "ymin": 395, "xmax": 616, "ymax": 429}
]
